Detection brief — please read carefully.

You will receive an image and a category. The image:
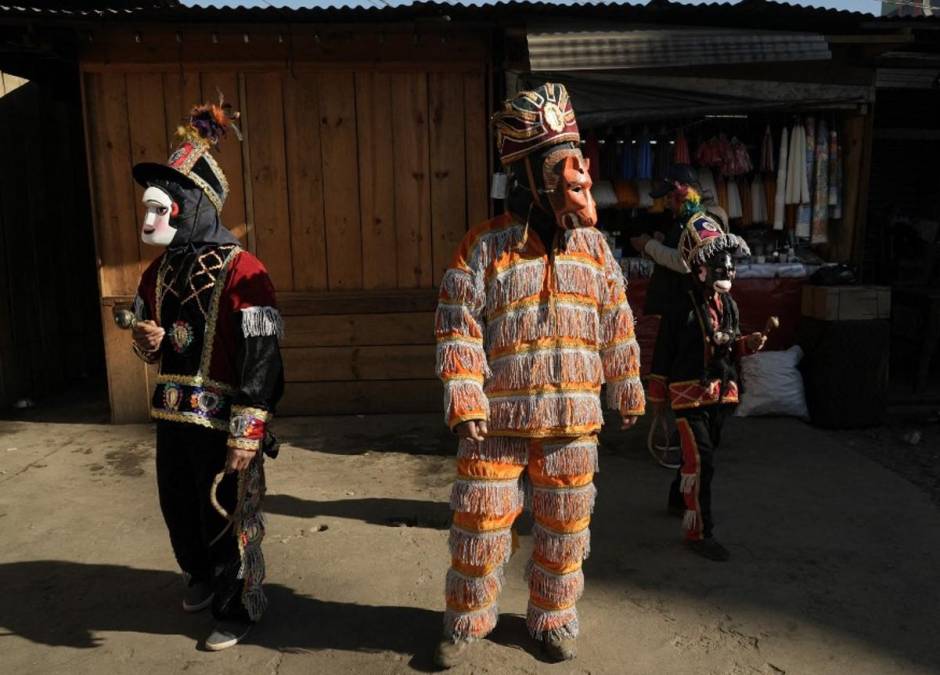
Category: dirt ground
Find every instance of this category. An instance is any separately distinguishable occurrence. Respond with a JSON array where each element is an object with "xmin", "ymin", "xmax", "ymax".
[{"xmin": 1, "ymin": 408, "xmax": 939, "ymax": 675}]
